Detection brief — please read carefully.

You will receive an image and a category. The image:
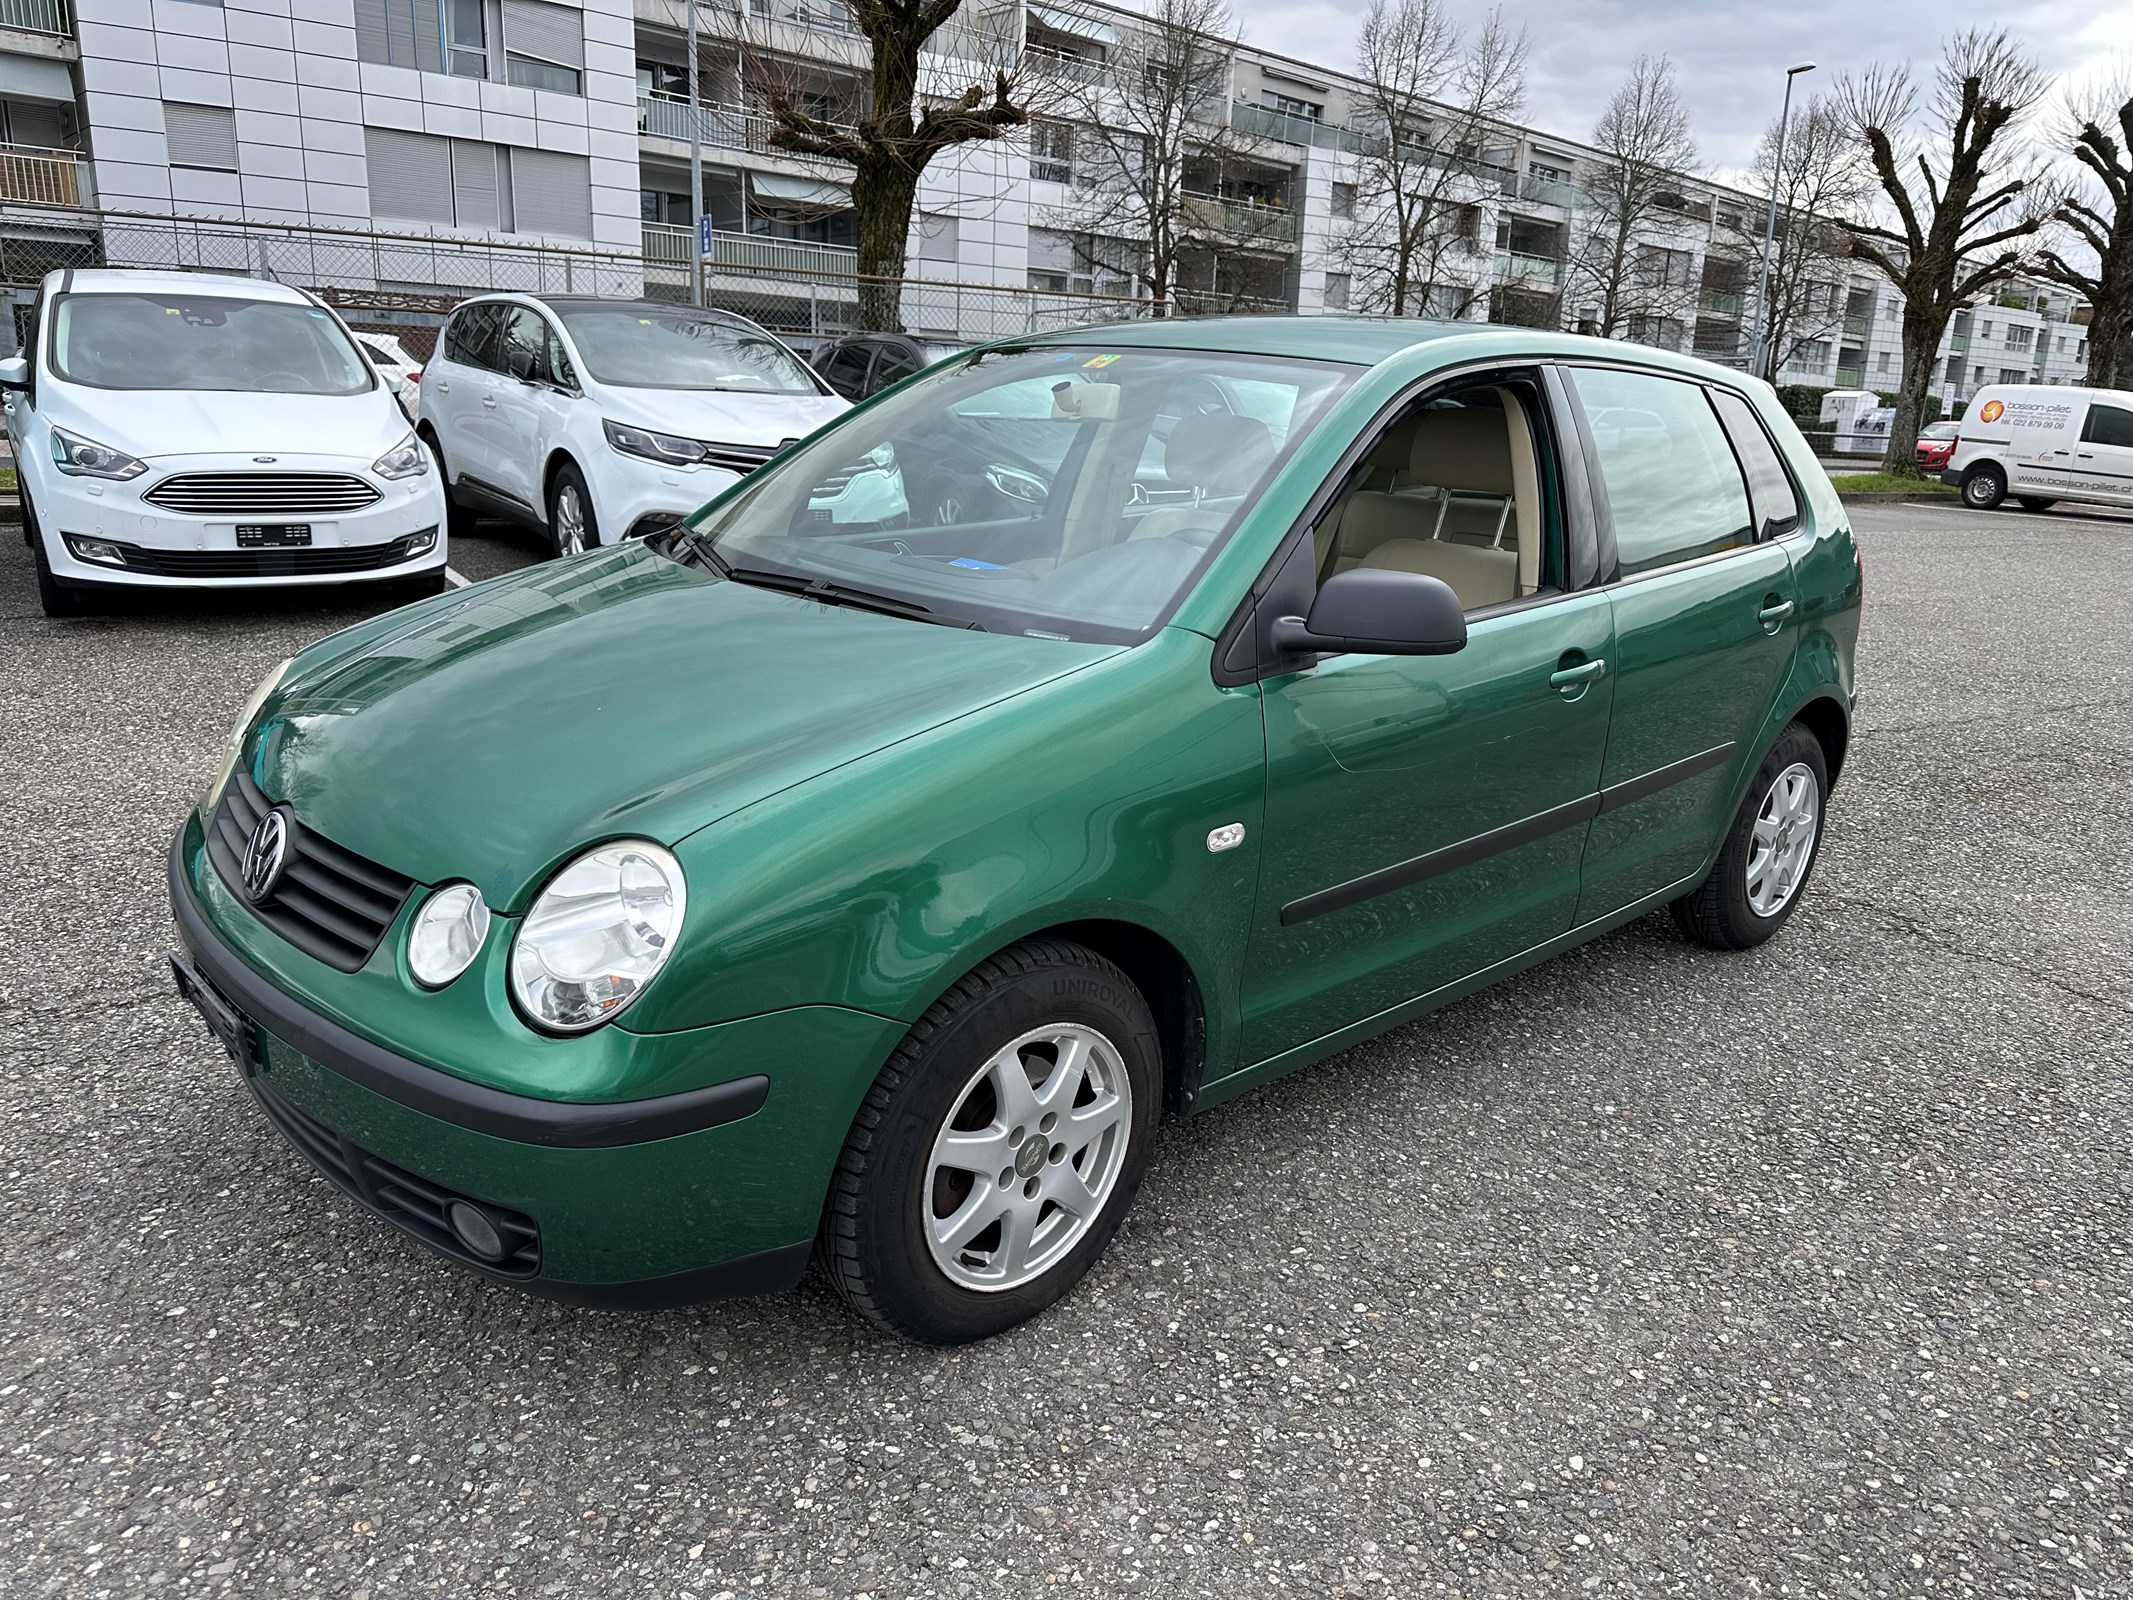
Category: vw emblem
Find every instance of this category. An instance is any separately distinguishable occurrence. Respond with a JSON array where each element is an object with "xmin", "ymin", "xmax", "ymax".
[{"xmin": 242, "ymin": 809, "xmax": 290, "ymax": 901}]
